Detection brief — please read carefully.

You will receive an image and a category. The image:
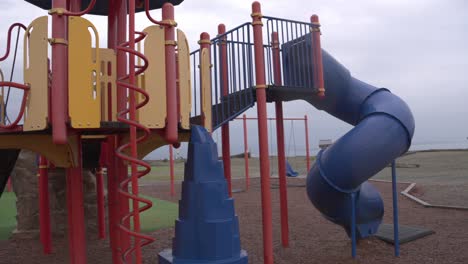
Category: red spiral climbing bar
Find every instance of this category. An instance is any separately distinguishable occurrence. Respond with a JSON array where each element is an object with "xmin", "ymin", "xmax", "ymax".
[
  {"xmin": 115, "ymin": 0, "xmax": 154, "ymax": 262},
  {"xmin": 0, "ymin": 23, "xmax": 28, "ymax": 130},
  {"xmin": 0, "ymin": 82, "xmax": 29, "ymax": 129}
]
